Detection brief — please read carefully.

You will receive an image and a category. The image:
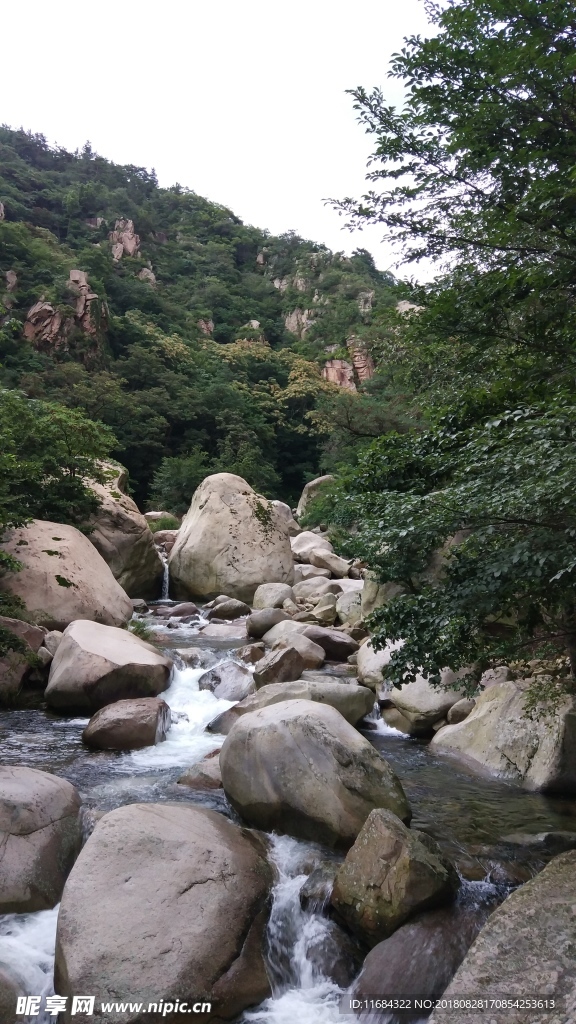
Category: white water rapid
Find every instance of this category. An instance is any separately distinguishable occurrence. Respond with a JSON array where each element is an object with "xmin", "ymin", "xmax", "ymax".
[{"xmin": 0, "ymin": 906, "xmax": 58, "ymax": 1022}]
